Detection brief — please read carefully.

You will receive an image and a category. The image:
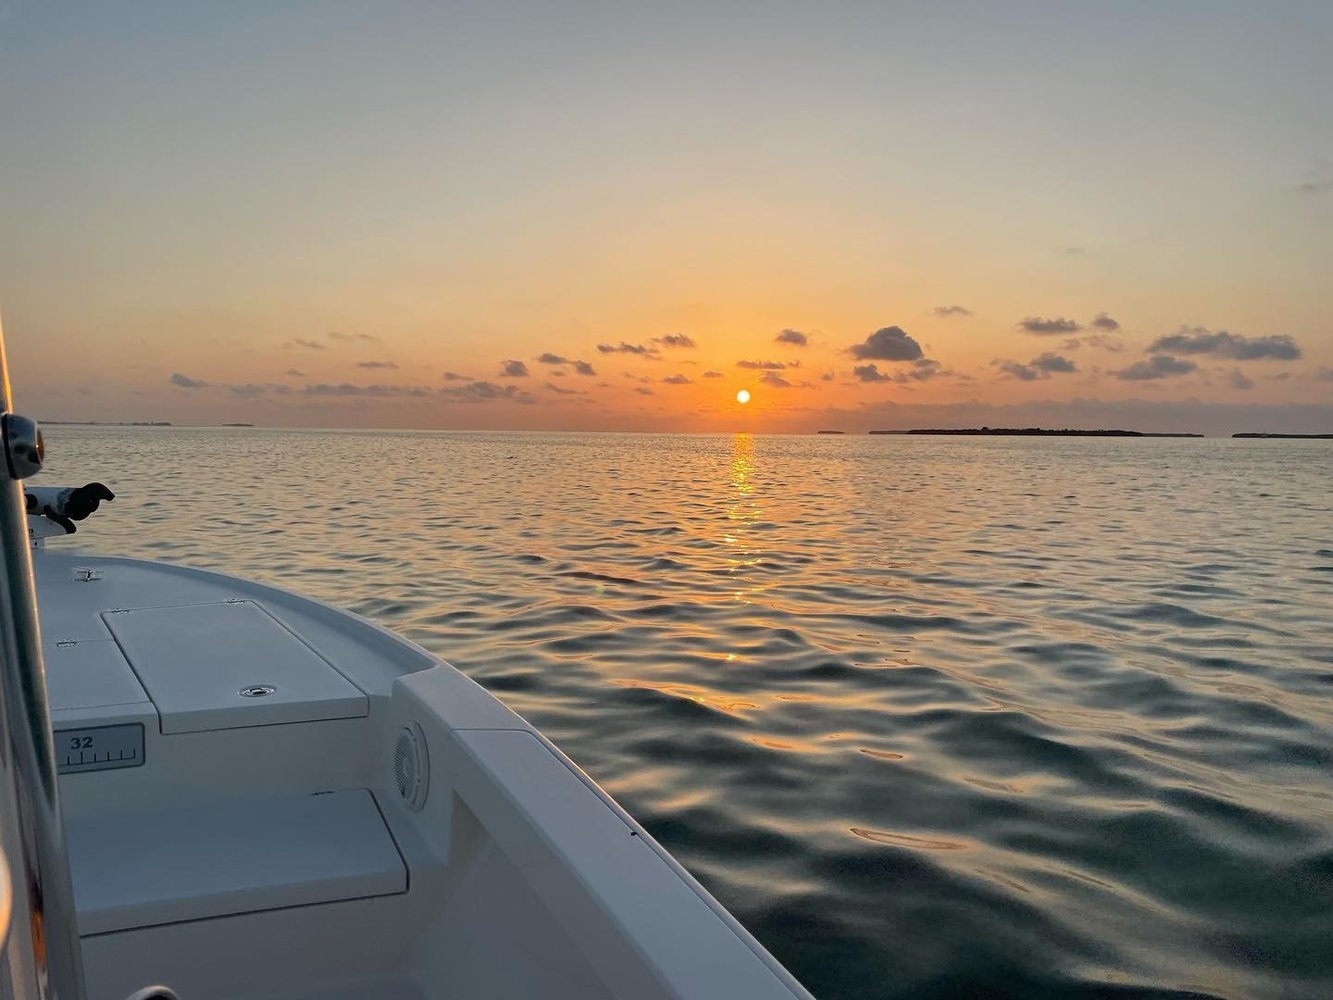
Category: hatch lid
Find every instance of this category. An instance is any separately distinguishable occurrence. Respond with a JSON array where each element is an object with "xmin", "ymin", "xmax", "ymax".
[{"xmin": 103, "ymin": 601, "xmax": 366, "ymax": 734}]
